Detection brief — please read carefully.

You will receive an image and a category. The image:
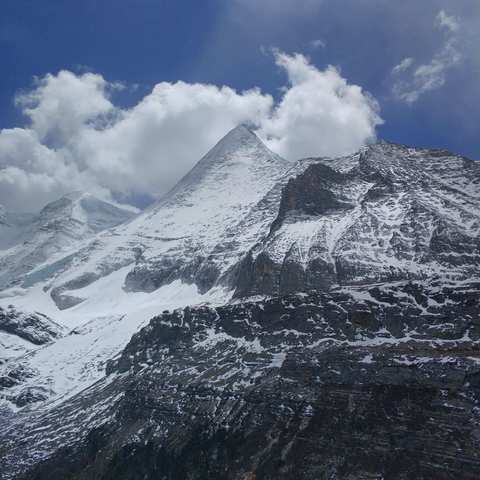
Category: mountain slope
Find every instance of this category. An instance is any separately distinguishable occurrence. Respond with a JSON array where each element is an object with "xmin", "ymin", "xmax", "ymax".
[
  {"xmin": 235, "ymin": 142, "xmax": 480, "ymax": 297},
  {"xmin": 0, "ymin": 193, "xmax": 137, "ymax": 291},
  {"xmin": 1, "ymin": 137, "xmax": 480, "ymax": 479},
  {"xmin": 0, "ymin": 125, "xmax": 291, "ymax": 409},
  {"xmin": 2, "ymin": 281, "xmax": 480, "ymax": 479}
]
